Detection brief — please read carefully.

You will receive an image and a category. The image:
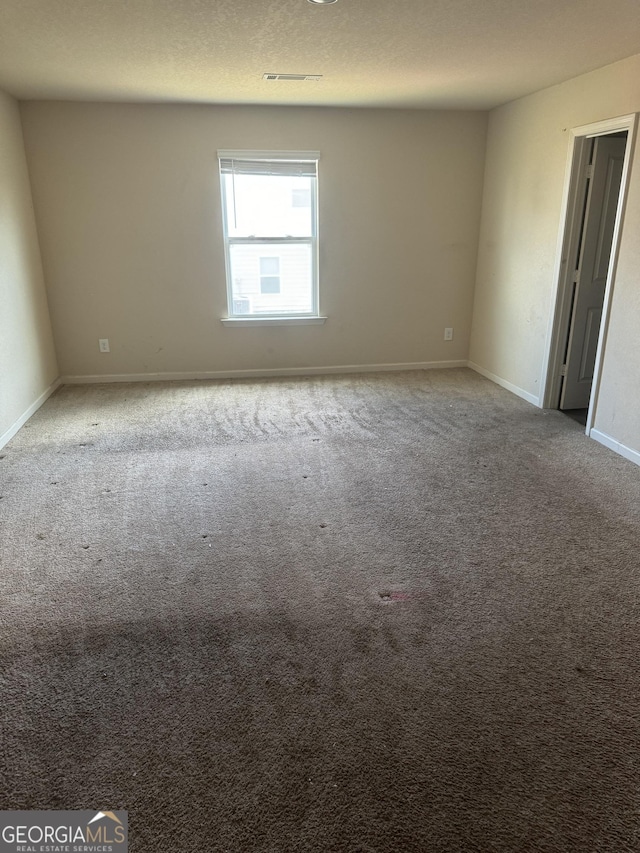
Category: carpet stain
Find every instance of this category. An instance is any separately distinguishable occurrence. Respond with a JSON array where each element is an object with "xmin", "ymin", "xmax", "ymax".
[{"xmin": 378, "ymin": 591, "xmax": 411, "ymax": 604}]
